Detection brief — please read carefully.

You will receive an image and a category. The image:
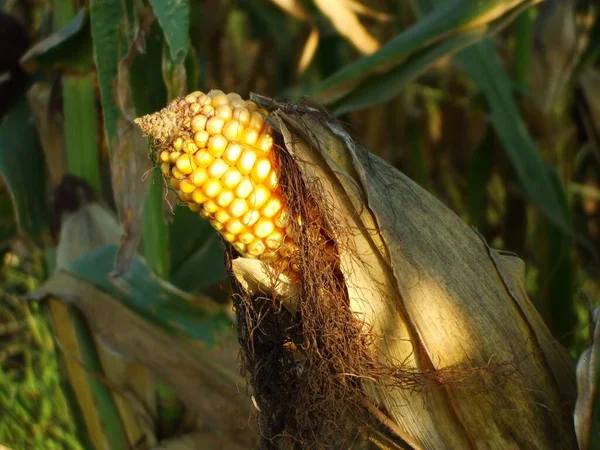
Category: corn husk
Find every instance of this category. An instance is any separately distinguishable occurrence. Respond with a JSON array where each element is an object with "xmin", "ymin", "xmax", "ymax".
[{"xmin": 230, "ymin": 95, "xmax": 579, "ymax": 449}]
